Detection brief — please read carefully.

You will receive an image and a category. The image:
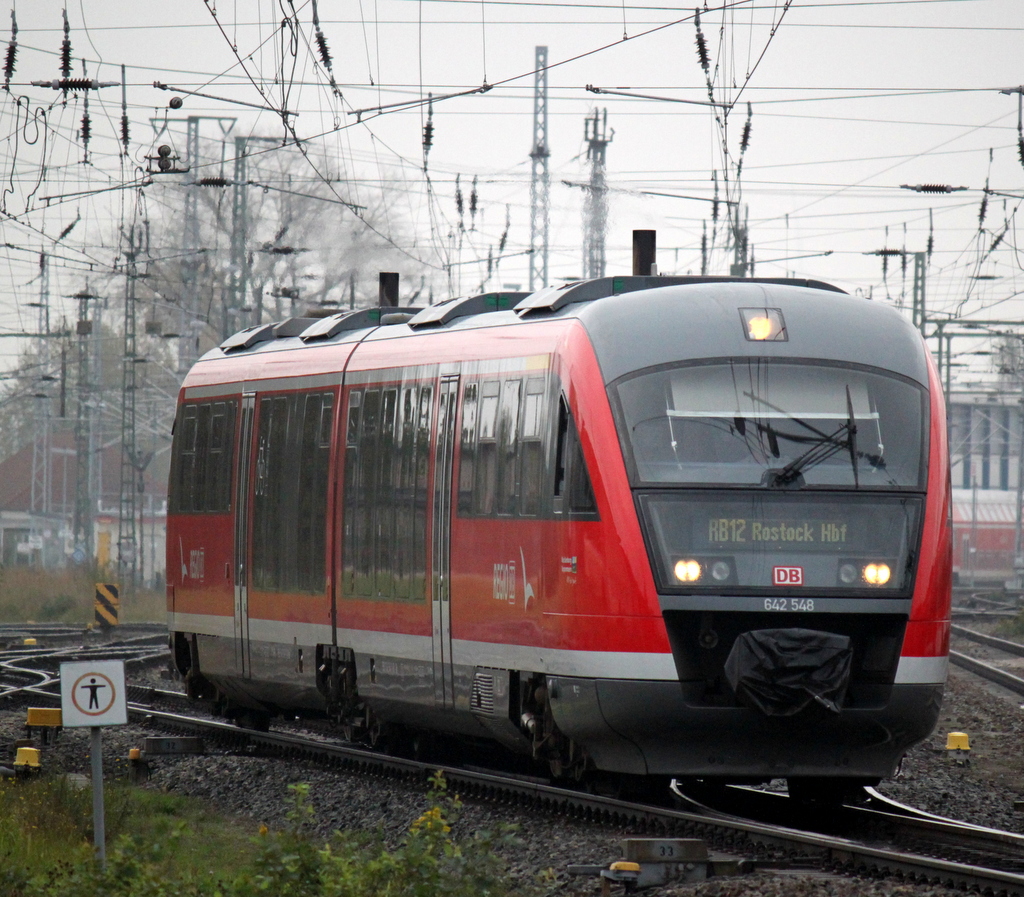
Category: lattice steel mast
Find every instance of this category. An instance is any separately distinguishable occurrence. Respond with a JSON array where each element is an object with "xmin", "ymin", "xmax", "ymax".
[
  {"xmin": 528, "ymin": 46, "xmax": 550, "ymax": 291},
  {"xmin": 582, "ymin": 108, "xmax": 612, "ymax": 280}
]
